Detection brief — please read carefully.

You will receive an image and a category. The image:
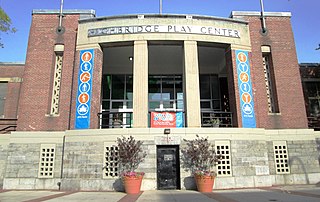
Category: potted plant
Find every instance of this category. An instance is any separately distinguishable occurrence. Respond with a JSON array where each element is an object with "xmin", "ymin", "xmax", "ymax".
[
  {"xmin": 206, "ymin": 118, "xmax": 220, "ymax": 127},
  {"xmin": 181, "ymin": 135, "xmax": 221, "ymax": 192},
  {"xmin": 116, "ymin": 135, "xmax": 147, "ymax": 194}
]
